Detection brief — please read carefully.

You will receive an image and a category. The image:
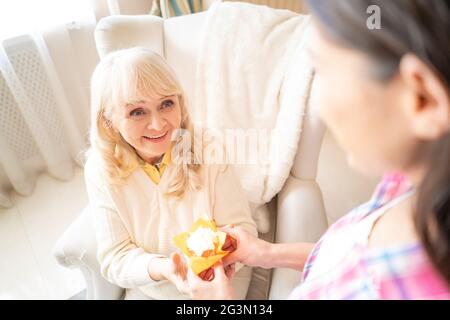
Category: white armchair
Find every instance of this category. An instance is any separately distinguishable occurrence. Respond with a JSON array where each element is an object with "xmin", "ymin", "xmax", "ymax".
[{"xmin": 53, "ymin": 12, "xmax": 331, "ymax": 300}]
